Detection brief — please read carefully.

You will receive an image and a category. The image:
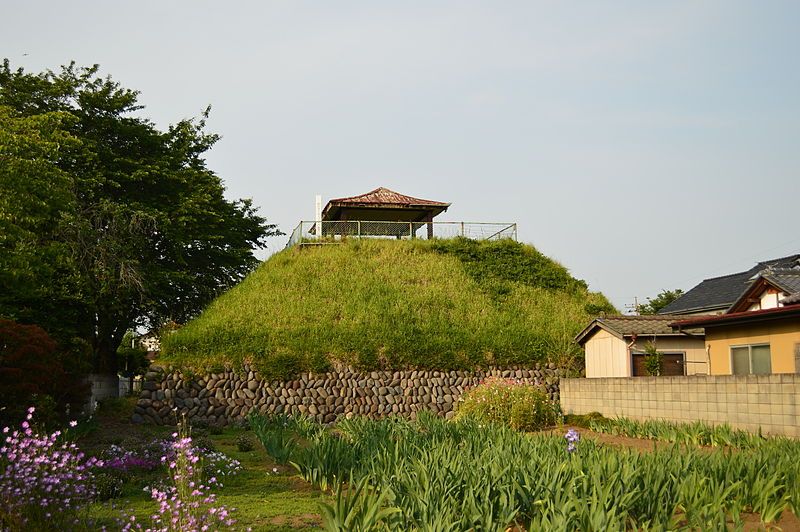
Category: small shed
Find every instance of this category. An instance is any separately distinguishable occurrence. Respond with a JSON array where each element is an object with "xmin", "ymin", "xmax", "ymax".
[
  {"xmin": 316, "ymin": 187, "xmax": 450, "ymax": 238},
  {"xmin": 575, "ymin": 315, "xmax": 707, "ymax": 378}
]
